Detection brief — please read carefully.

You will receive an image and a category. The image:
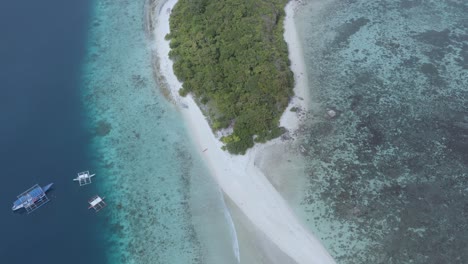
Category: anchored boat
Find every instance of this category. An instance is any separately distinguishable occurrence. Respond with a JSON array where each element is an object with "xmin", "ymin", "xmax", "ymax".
[
  {"xmin": 88, "ymin": 195, "xmax": 106, "ymax": 212},
  {"xmin": 73, "ymin": 171, "xmax": 95, "ymax": 186},
  {"xmin": 12, "ymin": 183, "xmax": 53, "ymax": 213}
]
